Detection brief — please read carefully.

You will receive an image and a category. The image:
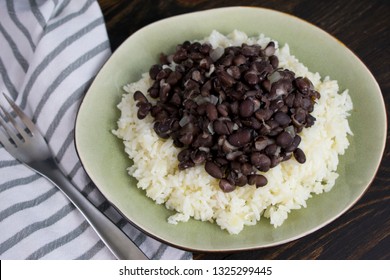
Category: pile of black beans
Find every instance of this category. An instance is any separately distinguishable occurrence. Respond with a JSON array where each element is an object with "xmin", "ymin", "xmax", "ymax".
[{"xmin": 133, "ymin": 40, "xmax": 320, "ymax": 192}]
